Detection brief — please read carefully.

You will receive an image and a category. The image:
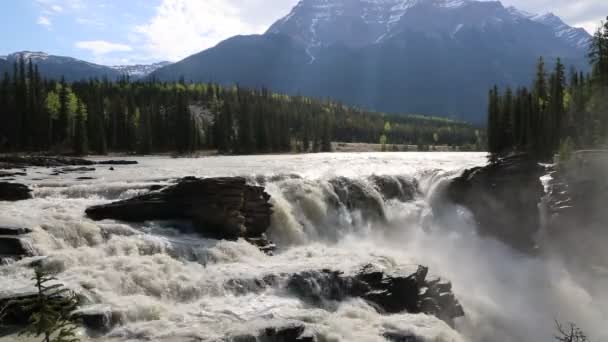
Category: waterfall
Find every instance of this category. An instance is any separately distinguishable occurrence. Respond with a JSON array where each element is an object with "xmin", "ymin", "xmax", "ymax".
[{"xmin": 2, "ymin": 153, "xmax": 606, "ymax": 342}]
